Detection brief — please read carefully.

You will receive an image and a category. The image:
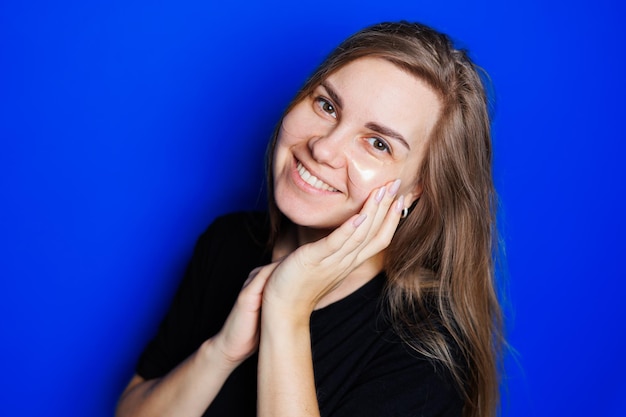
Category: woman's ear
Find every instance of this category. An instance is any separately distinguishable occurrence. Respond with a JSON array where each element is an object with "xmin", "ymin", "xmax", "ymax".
[{"xmin": 403, "ymin": 181, "xmax": 423, "ymax": 208}]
